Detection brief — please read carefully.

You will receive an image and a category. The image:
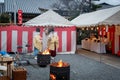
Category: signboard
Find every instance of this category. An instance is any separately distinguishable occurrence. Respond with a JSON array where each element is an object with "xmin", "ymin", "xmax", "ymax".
[{"xmin": 18, "ymin": 9, "xmax": 22, "ymax": 25}]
